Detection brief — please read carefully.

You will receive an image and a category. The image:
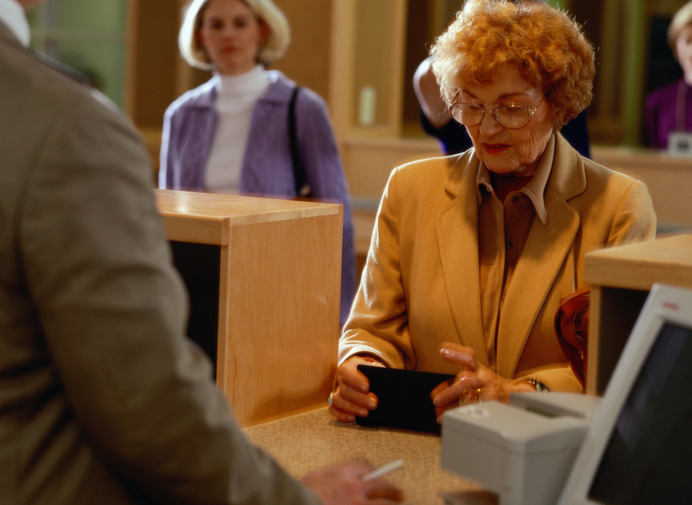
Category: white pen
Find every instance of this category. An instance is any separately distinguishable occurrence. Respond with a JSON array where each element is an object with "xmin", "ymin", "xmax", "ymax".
[{"xmin": 362, "ymin": 459, "xmax": 405, "ymax": 481}]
